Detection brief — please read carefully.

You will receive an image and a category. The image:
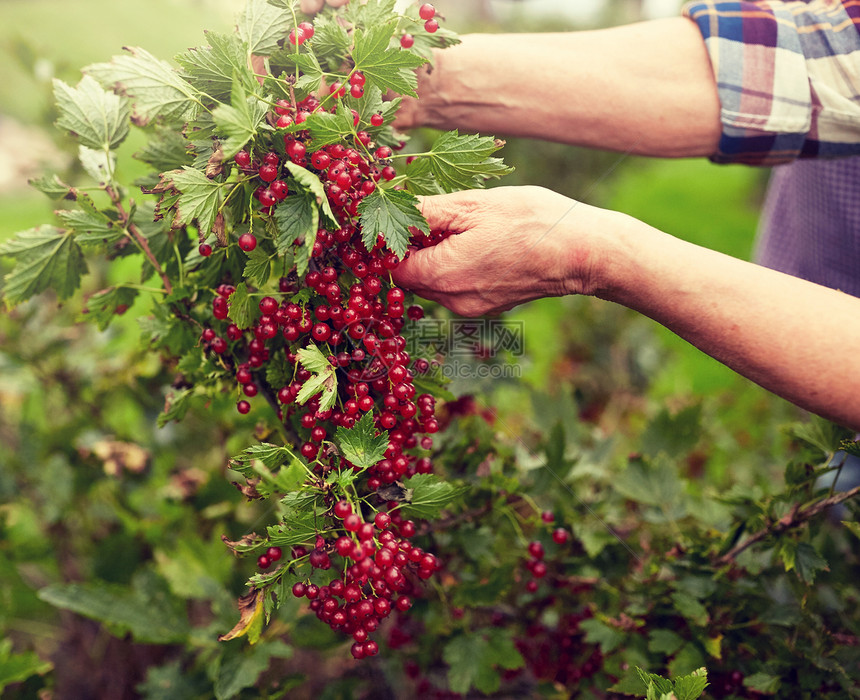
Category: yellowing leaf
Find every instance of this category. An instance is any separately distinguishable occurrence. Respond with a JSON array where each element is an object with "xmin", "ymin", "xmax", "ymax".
[{"xmin": 219, "ymin": 589, "xmax": 265, "ymax": 644}]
